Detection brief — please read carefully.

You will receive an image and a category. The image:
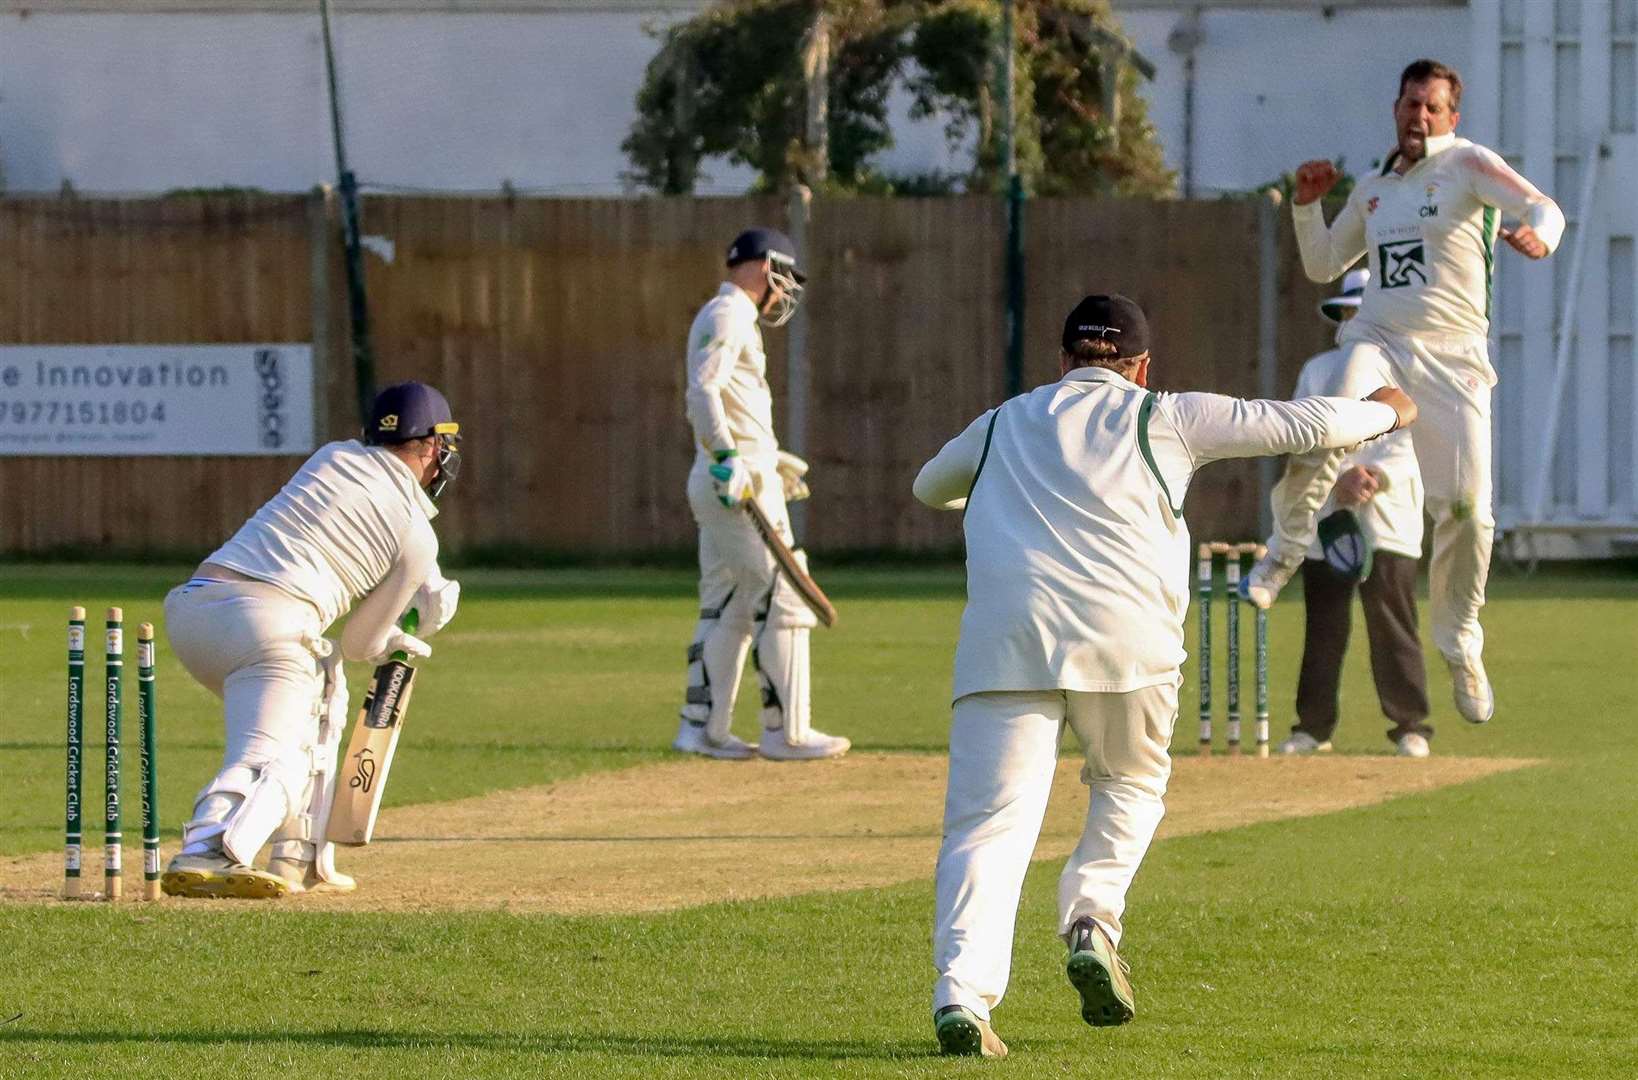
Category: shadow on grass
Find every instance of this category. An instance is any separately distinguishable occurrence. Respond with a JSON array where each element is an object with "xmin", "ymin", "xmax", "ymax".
[{"xmin": 0, "ymin": 1027, "xmax": 934, "ymax": 1061}]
